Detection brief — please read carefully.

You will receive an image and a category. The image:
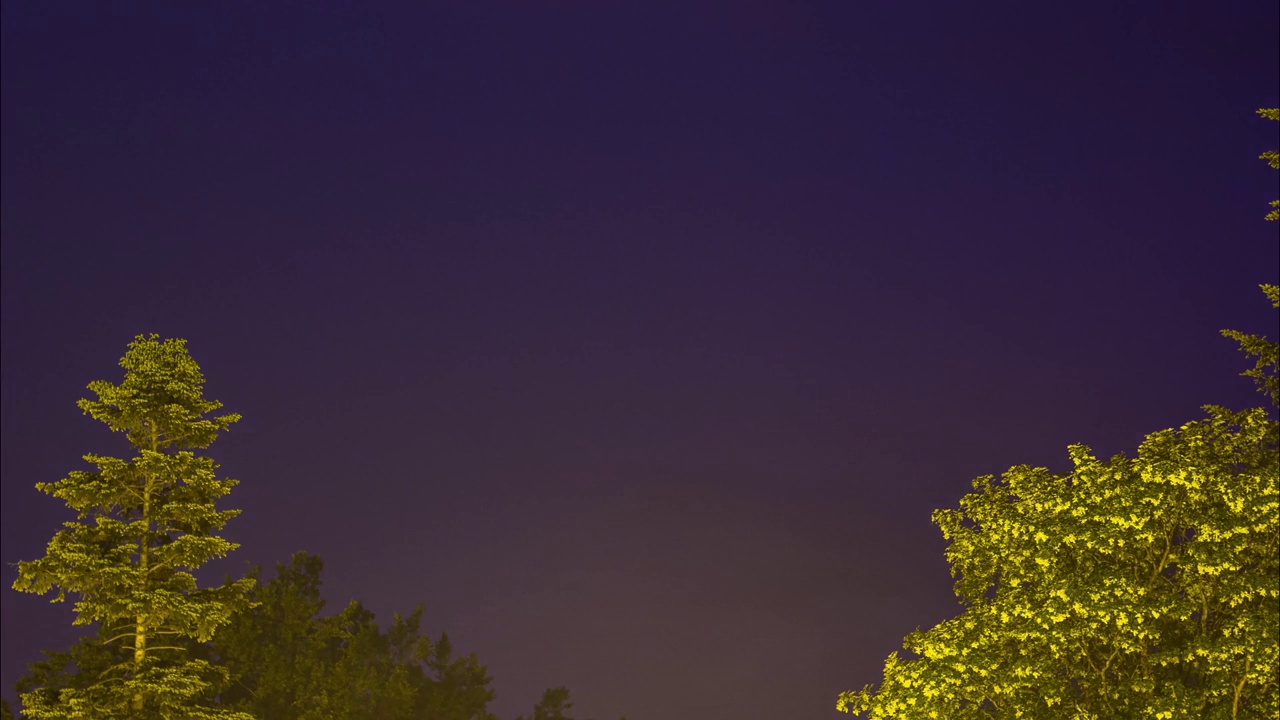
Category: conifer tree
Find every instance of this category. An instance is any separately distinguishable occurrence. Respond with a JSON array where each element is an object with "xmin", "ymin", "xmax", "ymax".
[
  {"xmin": 12, "ymin": 335, "xmax": 255, "ymax": 719},
  {"xmin": 517, "ymin": 688, "xmax": 575, "ymax": 720}
]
